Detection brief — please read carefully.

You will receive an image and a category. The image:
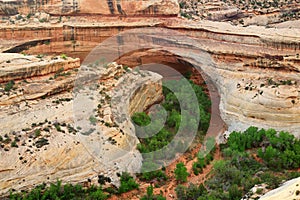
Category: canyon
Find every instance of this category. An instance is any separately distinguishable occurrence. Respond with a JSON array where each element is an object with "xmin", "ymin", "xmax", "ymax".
[{"xmin": 0, "ymin": 0, "xmax": 300, "ymax": 199}]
